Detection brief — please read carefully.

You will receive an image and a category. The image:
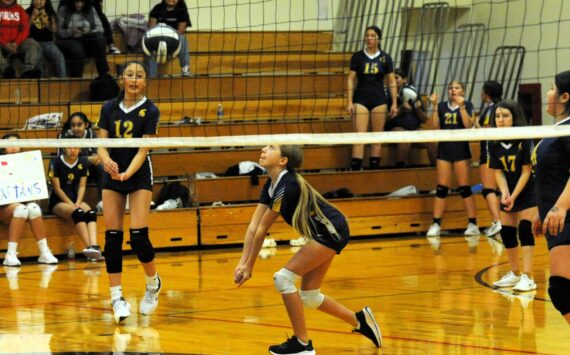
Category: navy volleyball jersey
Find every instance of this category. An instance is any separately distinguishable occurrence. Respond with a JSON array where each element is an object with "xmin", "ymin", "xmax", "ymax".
[
  {"xmin": 438, "ymin": 101, "xmax": 474, "ymax": 129},
  {"xmin": 533, "ymin": 117, "xmax": 570, "ymax": 222},
  {"xmin": 349, "ymin": 49, "xmax": 394, "ymax": 96},
  {"xmin": 489, "ymin": 140, "xmax": 535, "ymax": 195},
  {"xmin": 437, "ymin": 101, "xmax": 474, "ymax": 160},
  {"xmin": 48, "ymin": 155, "xmax": 90, "ymax": 201},
  {"xmin": 479, "ymin": 103, "xmax": 496, "ymax": 128},
  {"xmin": 260, "ymin": 171, "xmax": 347, "ymax": 244},
  {"xmin": 98, "ymin": 97, "xmax": 159, "ymax": 179}
]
